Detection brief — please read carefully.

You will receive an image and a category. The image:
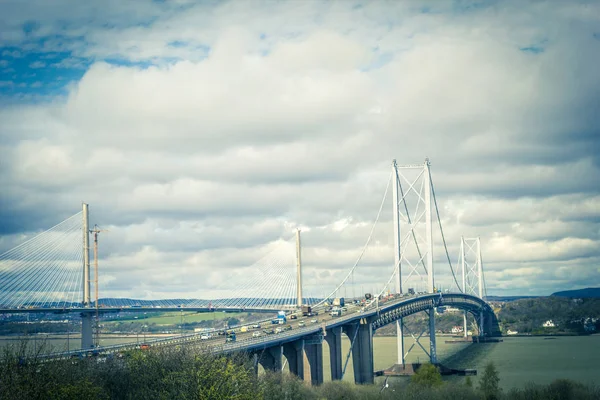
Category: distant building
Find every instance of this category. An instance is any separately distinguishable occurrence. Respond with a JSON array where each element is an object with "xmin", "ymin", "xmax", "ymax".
[
  {"xmin": 543, "ymin": 320, "xmax": 555, "ymax": 328},
  {"xmin": 507, "ymin": 329, "xmax": 518, "ymax": 335},
  {"xmin": 451, "ymin": 325, "xmax": 464, "ymax": 334},
  {"xmin": 584, "ymin": 318, "xmax": 596, "ymax": 332},
  {"xmin": 444, "ymin": 307, "xmax": 461, "ymax": 313}
]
